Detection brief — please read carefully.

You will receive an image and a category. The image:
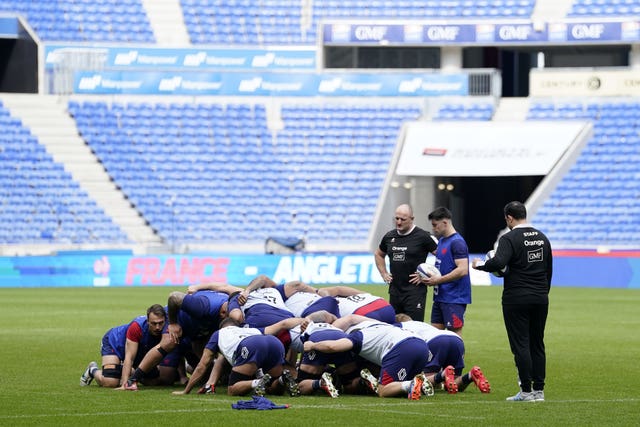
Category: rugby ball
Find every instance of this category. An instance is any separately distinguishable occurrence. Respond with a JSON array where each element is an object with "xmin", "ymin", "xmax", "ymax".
[
  {"xmin": 416, "ymin": 263, "xmax": 441, "ymax": 279},
  {"xmin": 485, "ymin": 250, "xmax": 508, "ymax": 277}
]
